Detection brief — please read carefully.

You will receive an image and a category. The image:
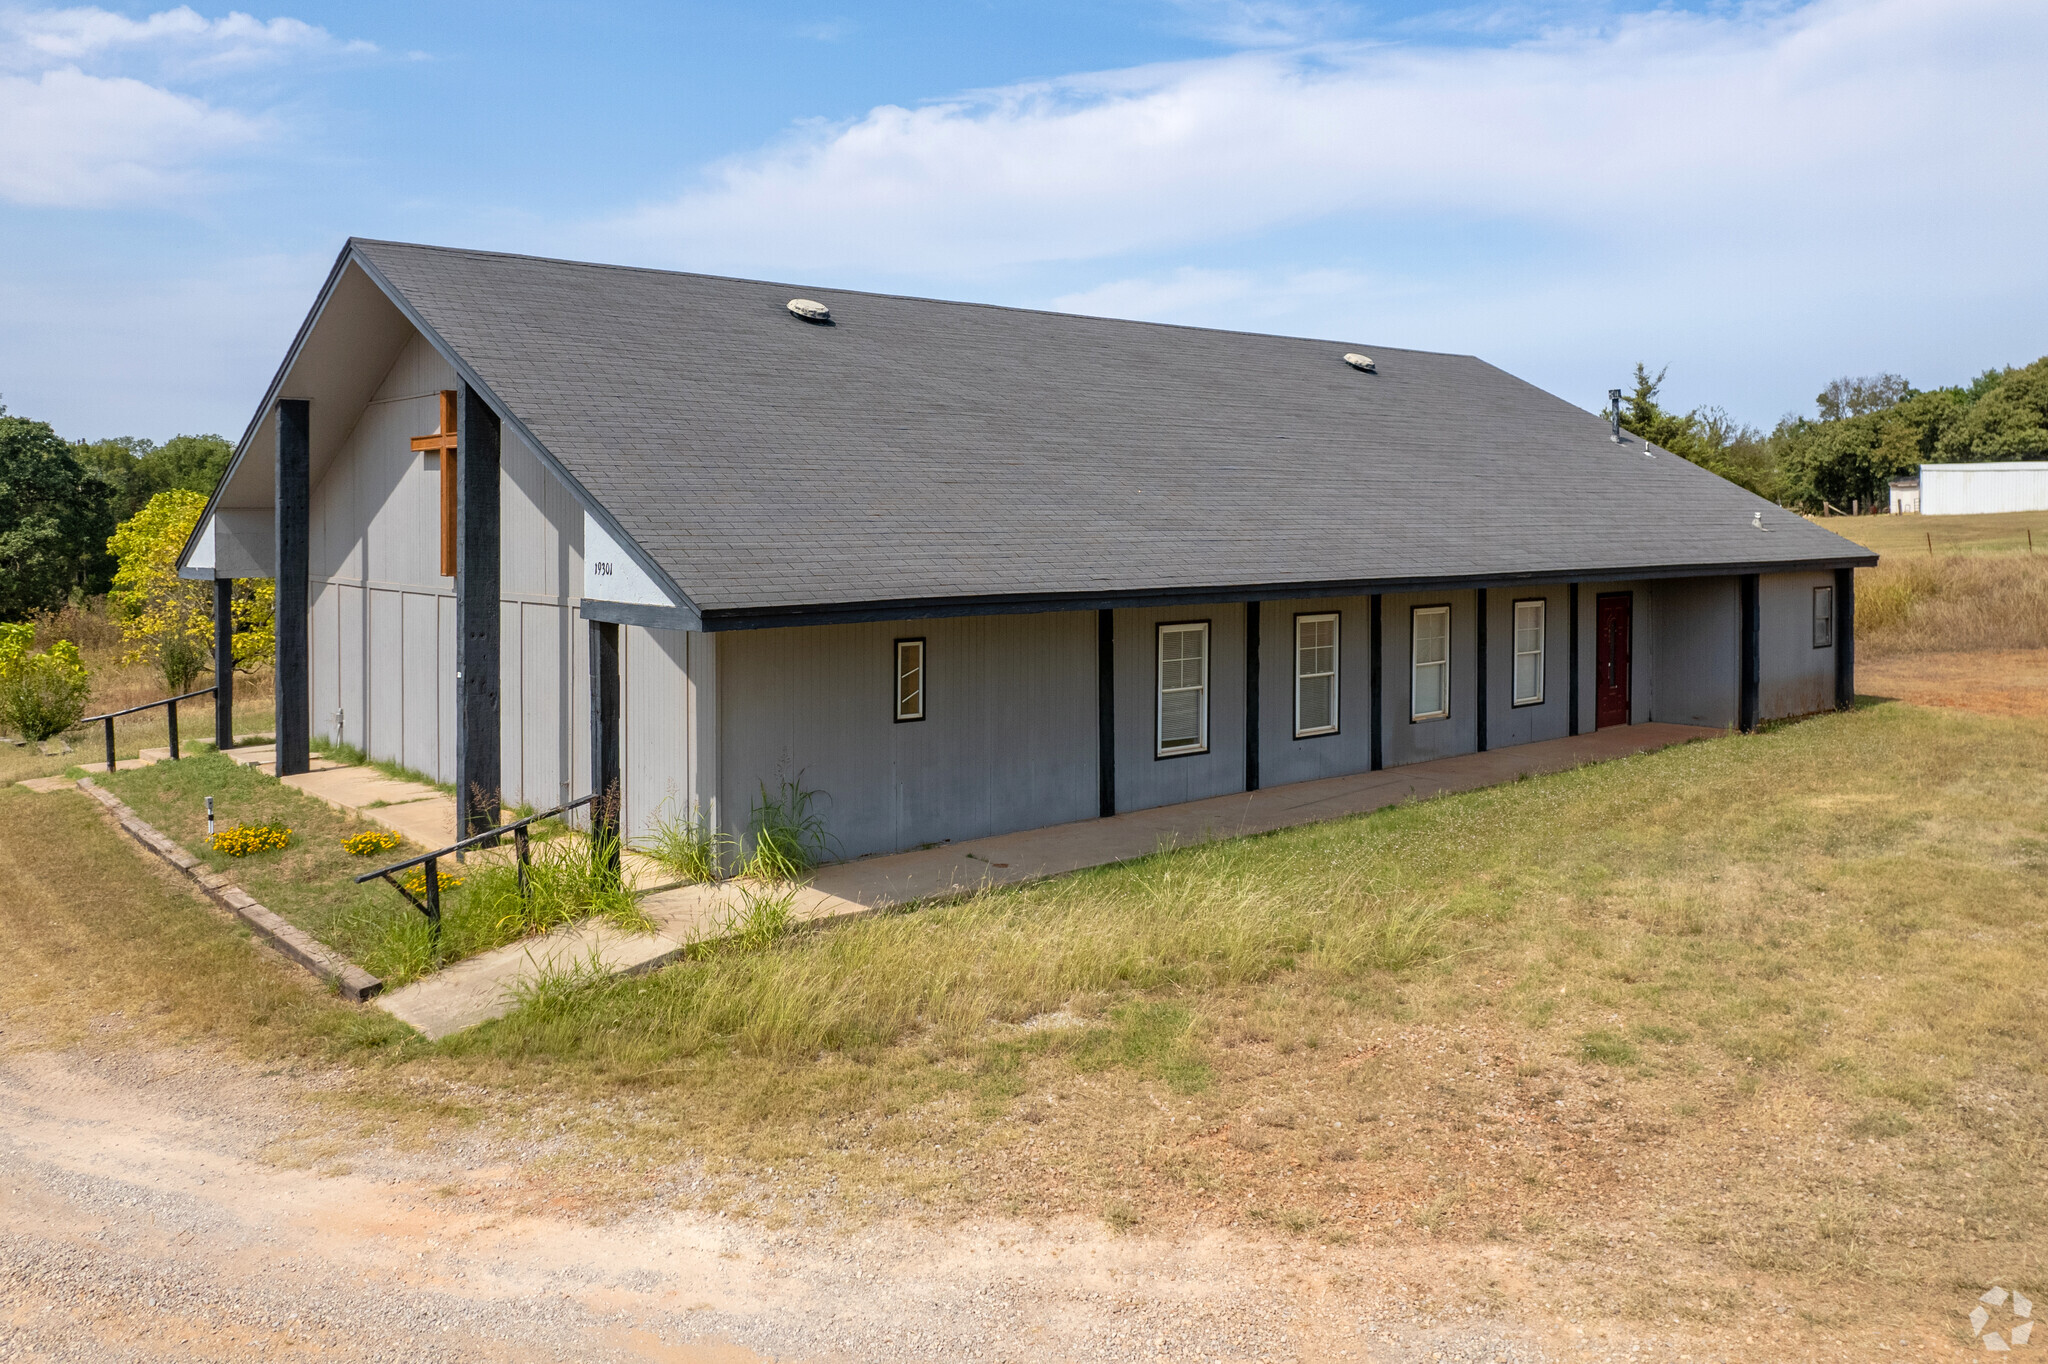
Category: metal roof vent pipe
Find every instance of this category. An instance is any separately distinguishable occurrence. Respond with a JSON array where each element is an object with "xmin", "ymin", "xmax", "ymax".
[
  {"xmin": 787, "ymin": 298, "xmax": 832, "ymax": 324},
  {"xmin": 1343, "ymin": 353, "xmax": 1376, "ymax": 373},
  {"xmin": 1608, "ymin": 388, "xmax": 1624, "ymax": 443}
]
